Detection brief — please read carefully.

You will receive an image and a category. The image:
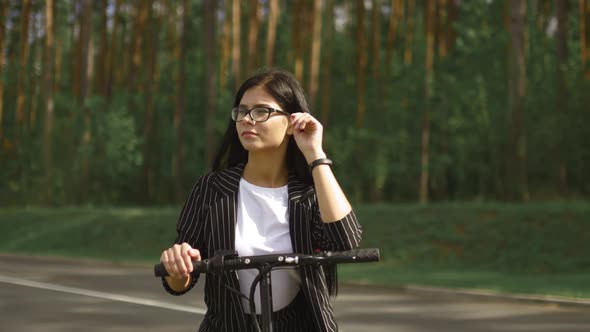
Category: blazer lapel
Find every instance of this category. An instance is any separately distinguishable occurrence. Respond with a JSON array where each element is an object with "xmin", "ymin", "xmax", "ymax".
[
  {"xmin": 210, "ymin": 164, "xmax": 244, "ymax": 251},
  {"xmin": 287, "ymin": 174, "xmax": 316, "ymax": 254}
]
